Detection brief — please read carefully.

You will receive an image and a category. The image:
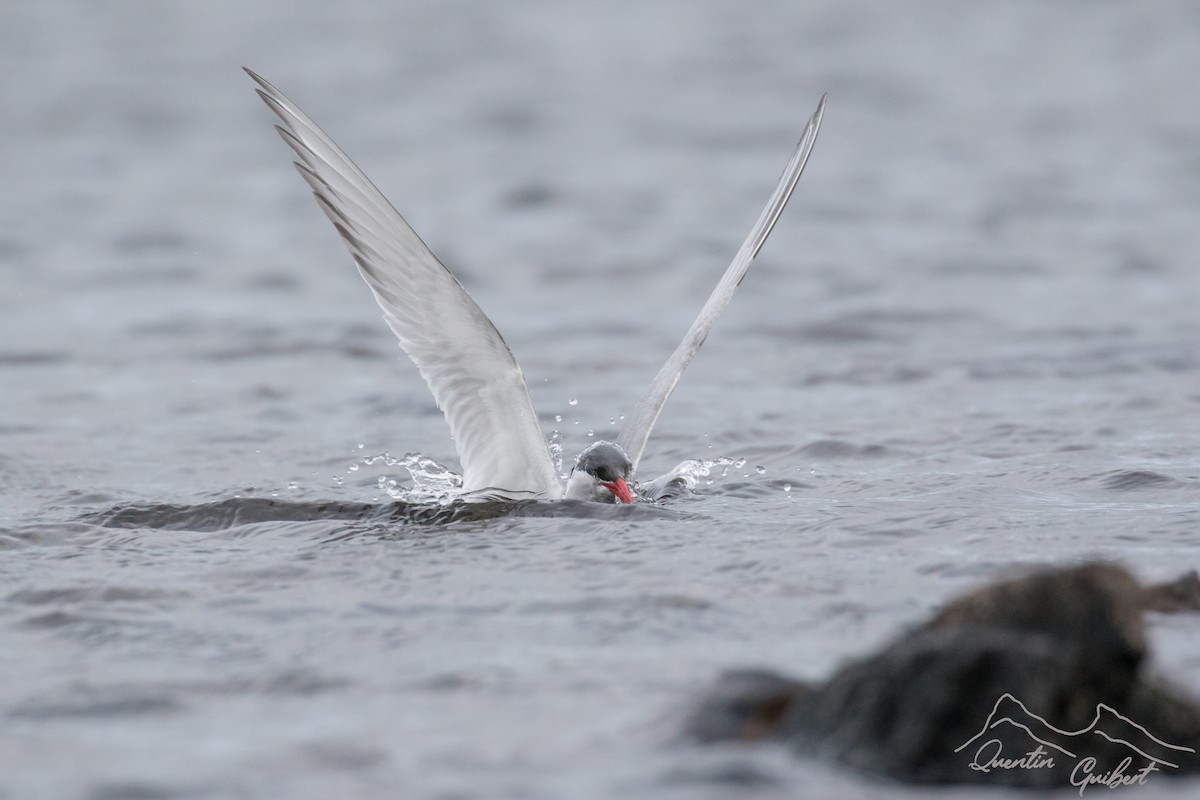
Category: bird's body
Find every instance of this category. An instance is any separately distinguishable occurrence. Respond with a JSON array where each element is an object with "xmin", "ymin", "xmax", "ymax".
[{"xmin": 246, "ymin": 69, "xmax": 824, "ymax": 503}]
